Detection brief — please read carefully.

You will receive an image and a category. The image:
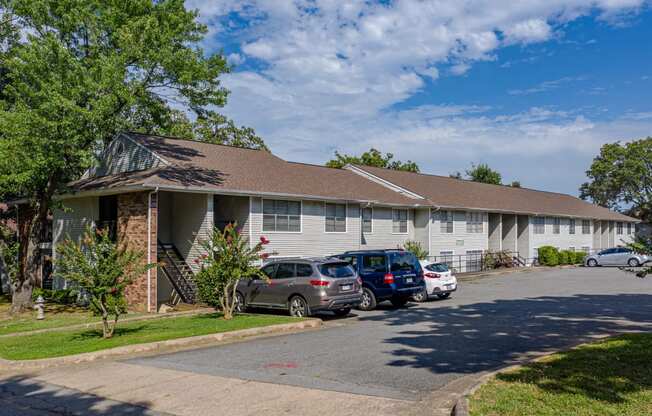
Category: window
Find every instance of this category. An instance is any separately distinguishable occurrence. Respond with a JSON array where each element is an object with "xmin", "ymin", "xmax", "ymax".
[
  {"xmin": 261, "ymin": 264, "xmax": 277, "ymax": 279},
  {"xmin": 392, "ymin": 209, "xmax": 408, "ymax": 233},
  {"xmin": 320, "ymin": 262, "xmax": 355, "ymax": 278},
  {"xmin": 263, "ymin": 199, "xmax": 301, "ymax": 232},
  {"xmin": 362, "ymin": 207, "xmax": 373, "ymax": 233},
  {"xmin": 466, "ymin": 212, "xmax": 483, "ymax": 233},
  {"xmin": 552, "ymin": 218, "xmax": 560, "ymax": 234},
  {"xmin": 569, "ymin": 219, "xmax": 576, "ymax": 235},
  {"xmin": 533, "ymin": 217, "xmax": 545, "ymax": 234},
  {"xmin": 338, "ymin": 255, "xmax": 358, "ymax": 269},
  {"xmin": 362, "ymin": 255, "xmax": 387, "ymax": 273},
  {"xmin": 466, "ymin": 250, "xmax": 483, "ymax": 272},
  {"xmin": 616, "ymin": 222, "xmax": 623, "ymax": 235},
  {"xmin": 275, "ymin": 263, "xmax": 295, "ymax": 279},
  {"xmin": 325, "ymin": 203, "xmax": 346, "ymax": 232},
  {"xmin": 389, "ymin": 252, "xmax": 419, "ymax": 273},
  {"xmin": 440, "ymin": 210, "xmax": 453, "ymax": 233},
  {"xmin": 627, "ymin": 223, "xmax": 632, "ymax": 234},
  {"xmin": 439, "ymin": 251, "xmax": 454, "ymax": 269},
  {"xmin": 296, "ymin": 263, "xmax": 313, "ymax": 277},
  {"xmin": 582, "ymin": 220, "xmax": 591, "ymax": 234}
]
